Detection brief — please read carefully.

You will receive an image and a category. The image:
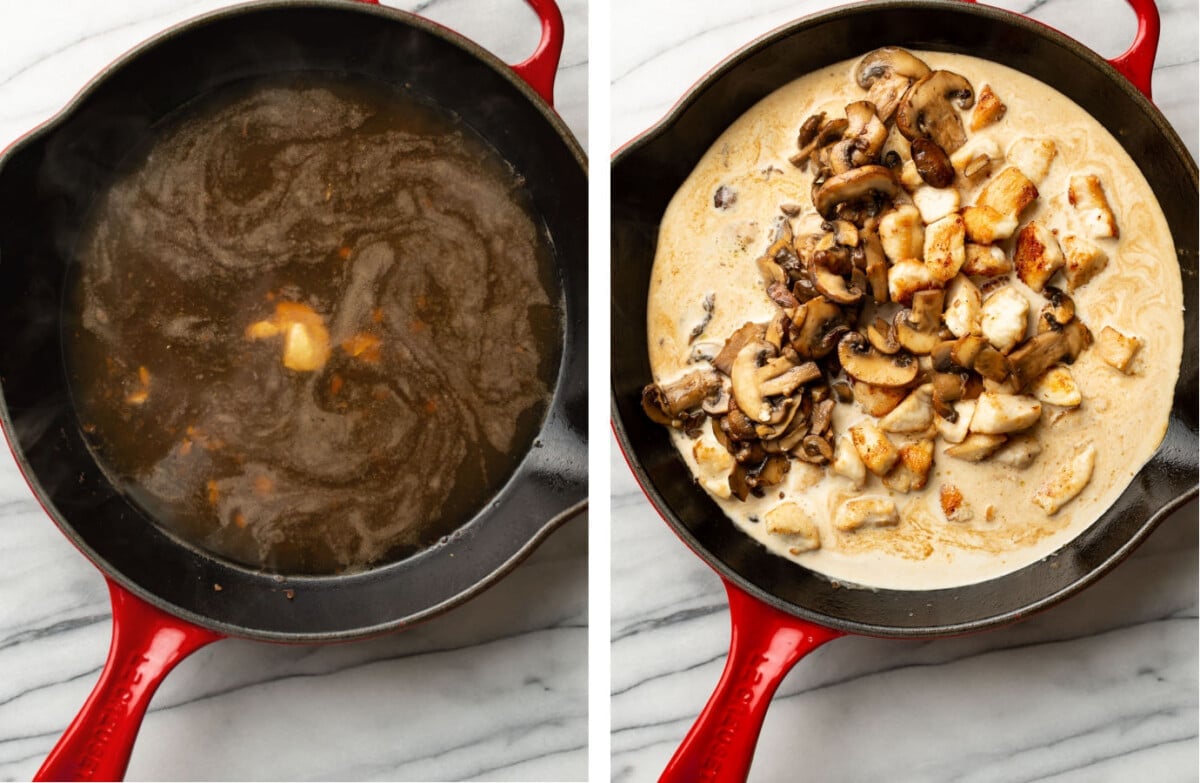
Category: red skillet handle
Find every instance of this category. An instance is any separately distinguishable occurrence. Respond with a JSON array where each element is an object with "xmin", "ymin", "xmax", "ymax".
[
  {"xmin": 354, "ymin": 0, "xmax": 563, "ymax": 106},
  {"xmin": 34, "ymin": 580, "xmax": 222, "ymax": 782},
  {"xmin": 1108, "ymin": 0, "xmax": 1159, "ymax": 99},
  {"xmin": 660, "ymin": 580, "xmax": 843, "ymax": 783},
  {"xmin": 958, "ymin": 0, "xmax": 1159, "ymax": 99}
]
